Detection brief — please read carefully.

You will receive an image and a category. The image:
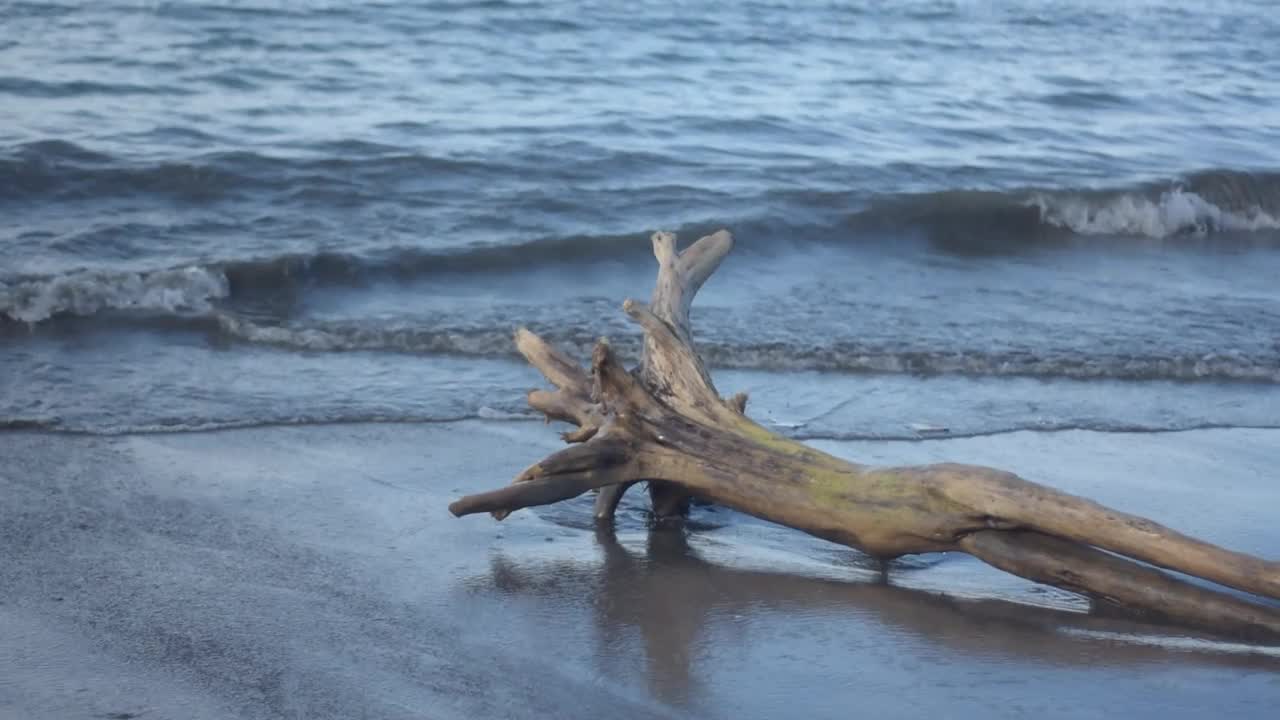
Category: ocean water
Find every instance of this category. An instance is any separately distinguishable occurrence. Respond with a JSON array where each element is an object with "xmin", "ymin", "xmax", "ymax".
[{"xmin": 2, "ymin": 0, "xmax": 1279, "ymax": 436}]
